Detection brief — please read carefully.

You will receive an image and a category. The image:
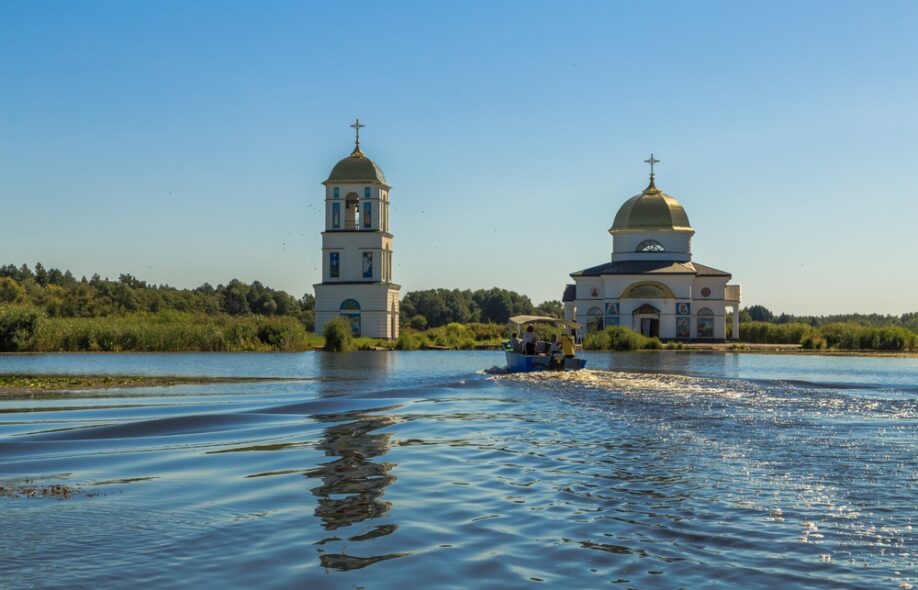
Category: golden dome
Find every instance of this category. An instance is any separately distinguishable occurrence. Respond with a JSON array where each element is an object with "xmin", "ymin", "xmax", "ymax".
[
  {"xmin": 611, "ymin": 180, "xmax": 692, "ymax": 231},
  {"xmin": 325, "ymin": 147, "xmax": 388, "ymax": 185}
]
